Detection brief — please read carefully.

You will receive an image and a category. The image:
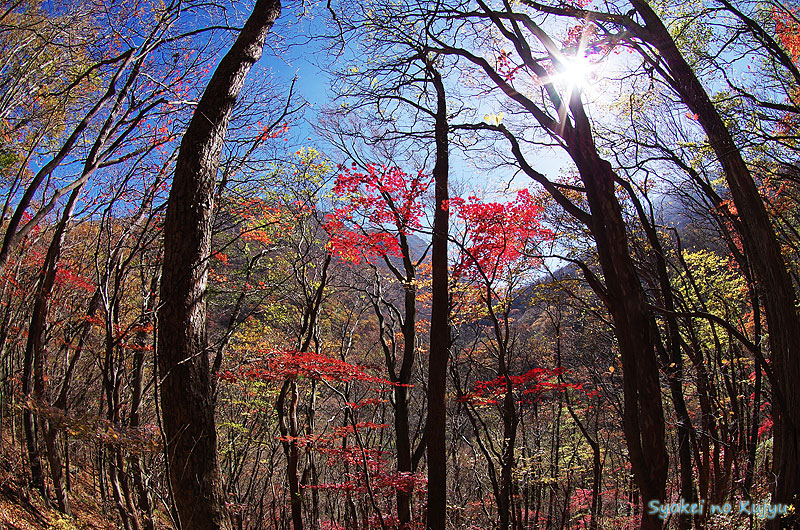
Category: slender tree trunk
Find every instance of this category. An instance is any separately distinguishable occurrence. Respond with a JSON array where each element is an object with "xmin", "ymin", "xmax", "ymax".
[
  {"xmin": 22, "ymin": 347, "xmax": 47, "ymax": 502},
  {"xmin": 0, "ymin": 291, "xmax": 13, "ymax": 423},
  {"xmin": 23, "ymin": 184, "xmax": 86, "ymax": 515},
  {"xmin": 393, "ymin": 239, "xmax": 417, "ymax": 527},
  {"xmin": 129, "ymin": 272, "xmax": 158, "ymax": 530},
  {"xmin": 498, "ymin": 374, "xmax": 517, "ymax": 530},
  {"xmin": 744, "ymin": 297, "xmax": 762, "ymax": 500},
  {"xmin": 108, "ymin": 447, "xmax": 134, "ymax": 530},
  {"xmin": 394, "ymin": 380, "xmax": 413, "ymax": 526},
  {"xmin": 424, "ymin": 55, "xmax": 450, "ymax": 530},
  {"xmin": 103, "ymin": 289, "xmax": 140, "ymax": 530},
  {"xmin": 625, "ymin": 185, "xmax": 698, "ymax": 530},
  {"xmin": 156, "ymin": 1, "xmax": 280, "ymax": 529},
  {"xmin": 288, "ymin": 381, "xmax": 303, "ymax": 530}
]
